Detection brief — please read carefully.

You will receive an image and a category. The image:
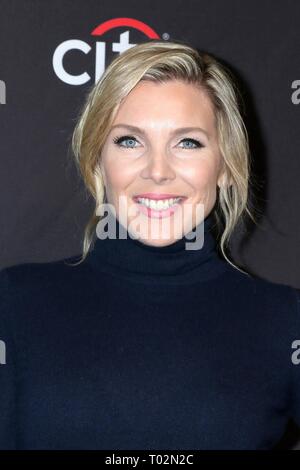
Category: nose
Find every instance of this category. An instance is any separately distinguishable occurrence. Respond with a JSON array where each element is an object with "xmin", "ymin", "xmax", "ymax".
[{"xmin": 140, "ymin": 149, "xmax": 176, "ymax": 184}]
